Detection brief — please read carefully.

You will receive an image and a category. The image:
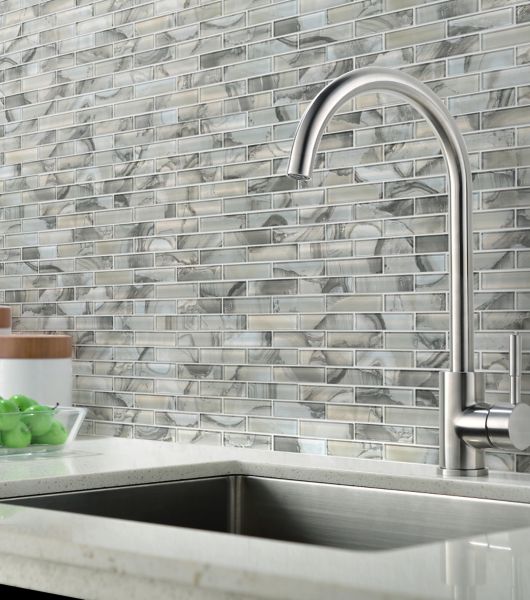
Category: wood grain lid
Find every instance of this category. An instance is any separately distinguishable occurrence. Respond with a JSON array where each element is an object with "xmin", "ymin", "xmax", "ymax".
[
  {"xmin": 0, "ymin": 335, "xmax": 72, "ymax": 359},
  {"xmin": 0, "ymin": 307, "xmax": 11, "ymax": 329}
]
